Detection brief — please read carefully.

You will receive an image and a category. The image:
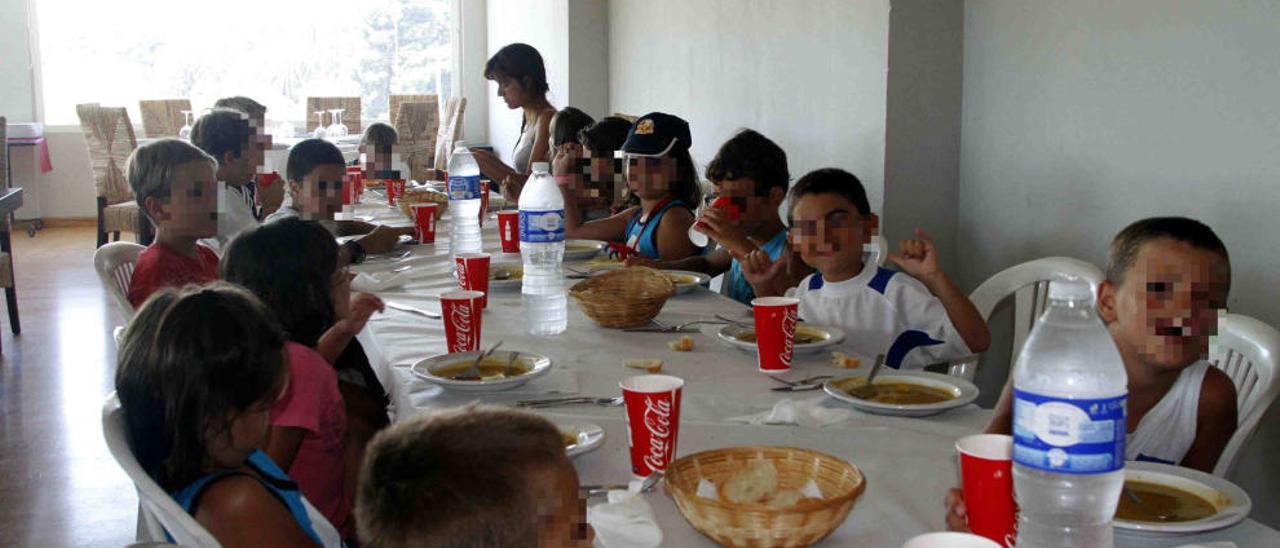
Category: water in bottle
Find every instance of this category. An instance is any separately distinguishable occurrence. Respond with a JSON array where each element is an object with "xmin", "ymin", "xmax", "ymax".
[
  {"xmin": 1012, "ymin": 278, "xmax": 1128, "ymax": 548},
  {"xmin": 446, "ymin": 141, "xmax": 483, "ymax": 256},
  {"xmin": 518, "ymin": 162, "xmax": 567, "ymax": 336}
]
